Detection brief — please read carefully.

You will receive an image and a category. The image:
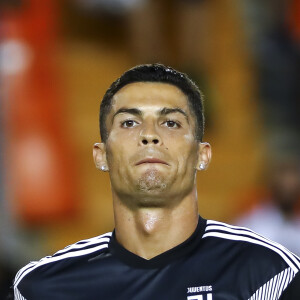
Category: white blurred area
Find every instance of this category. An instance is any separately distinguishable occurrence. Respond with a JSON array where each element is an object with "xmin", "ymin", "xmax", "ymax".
[{"xmin": 0, "ymin": 40, "xmax": 32, "ymax": 75}]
